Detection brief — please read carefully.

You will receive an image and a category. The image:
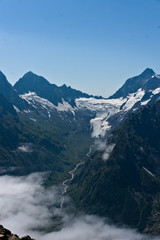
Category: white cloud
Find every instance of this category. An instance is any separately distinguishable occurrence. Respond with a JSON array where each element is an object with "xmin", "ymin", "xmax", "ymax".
[
  {"xmin": 95, "ymin": 140, "xmax": 115, "ymax": 161},
  {"xmin": 0, "ymin": 173, "xmax": 158, "ymax": 240},
  {"xmin": 17, "ymin": 143, "xmax": 33, "ymax": 152},
  {"xmin": 102, "ymin": 144, "xmax": 115, "ymax": 161},
  {"xmin": 0, "ymin": 173, "xmax": 61, "ymax": 237},
  {"xmin": 0, "ymin": 166, "xmax": 16, "ymax": 174},
  {"xmin": 95, "ymin": 139, "xmax": 107, "ymax": 151}
]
